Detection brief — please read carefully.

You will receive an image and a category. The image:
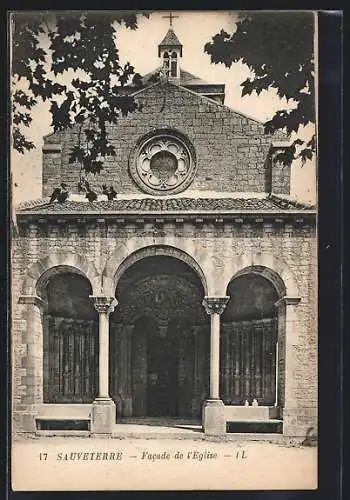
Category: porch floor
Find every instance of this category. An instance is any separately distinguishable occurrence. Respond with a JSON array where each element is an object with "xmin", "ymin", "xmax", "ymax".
[
  {"xmin": 110, "ymin": 417, "xmax": 284, "ymax": 441},
  {"xmin": 113, "ymin": 417, "xmax": 203, "ymax": 437}
]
